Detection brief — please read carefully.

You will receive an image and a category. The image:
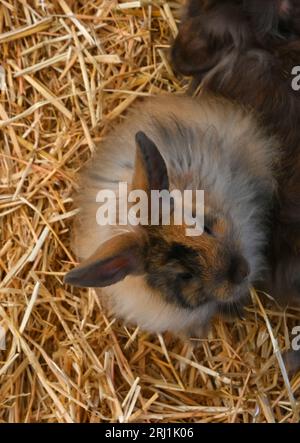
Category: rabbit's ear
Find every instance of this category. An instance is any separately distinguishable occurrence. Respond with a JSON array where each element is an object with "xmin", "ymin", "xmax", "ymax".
[
  {"xmin": 64, "ymin": 232, "xmax": 144, "ymax": 288},
  {"xmin": 132, "ymin": 131, "xmax": 169, "ymax": 193}
]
